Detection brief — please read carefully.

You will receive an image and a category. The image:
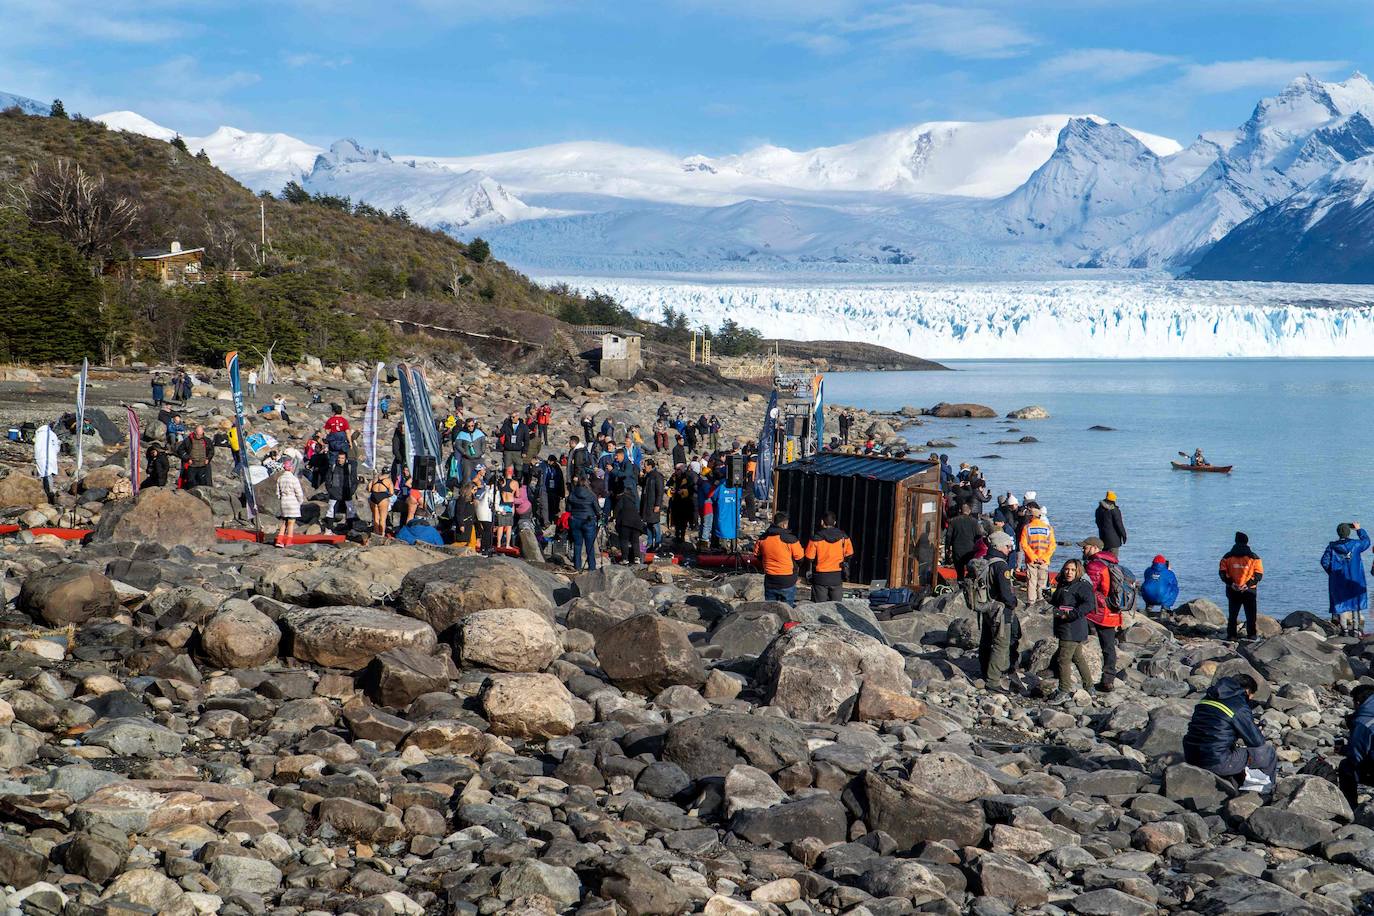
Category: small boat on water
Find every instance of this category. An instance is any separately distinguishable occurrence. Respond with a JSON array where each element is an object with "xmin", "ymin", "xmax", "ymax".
[{"xmin": 1171, "ymin": 461, "xmax": 1232, "ymax": 474}]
